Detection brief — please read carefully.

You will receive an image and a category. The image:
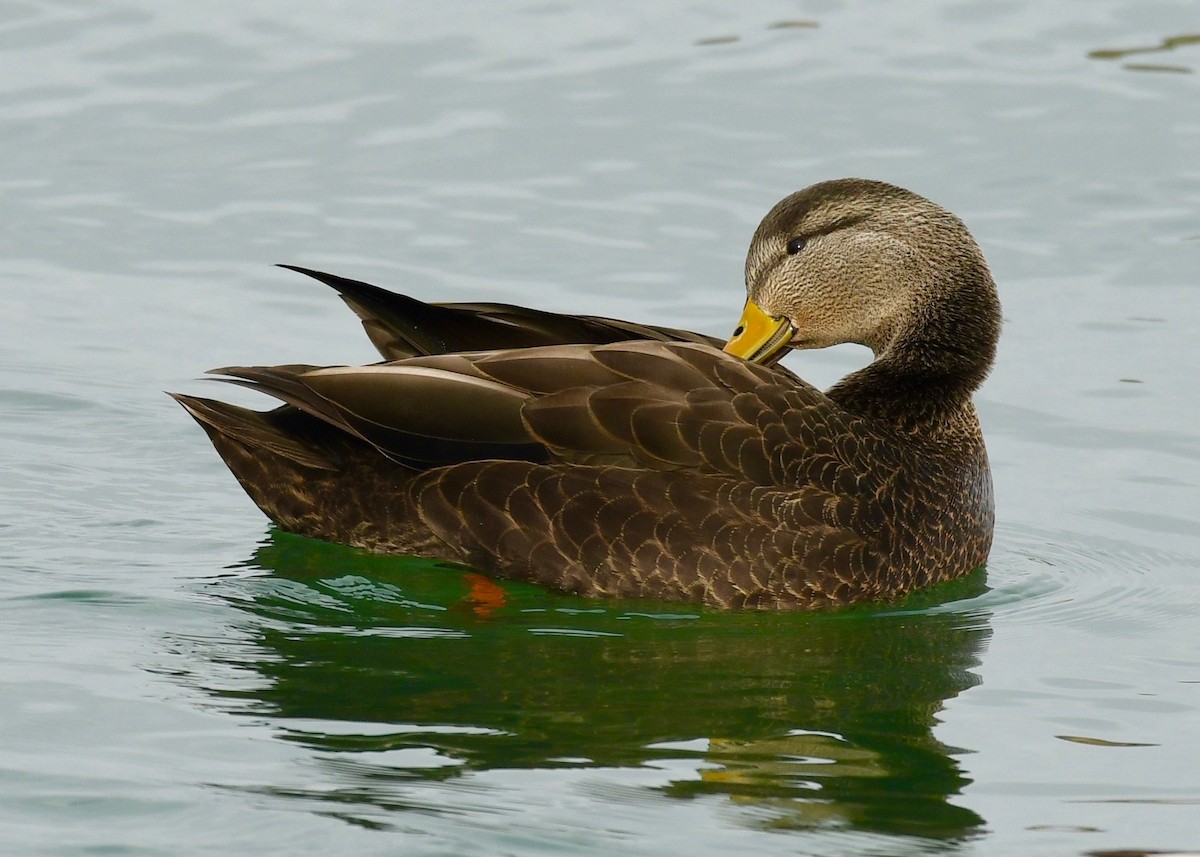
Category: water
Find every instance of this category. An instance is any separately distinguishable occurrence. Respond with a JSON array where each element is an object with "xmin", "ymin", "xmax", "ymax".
[{"xmin": 2, "ymin": 2, "xmax": 1198, "ymax": 854}]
